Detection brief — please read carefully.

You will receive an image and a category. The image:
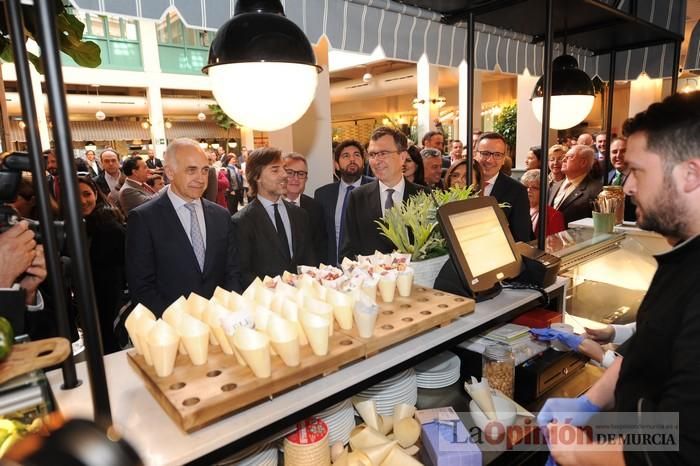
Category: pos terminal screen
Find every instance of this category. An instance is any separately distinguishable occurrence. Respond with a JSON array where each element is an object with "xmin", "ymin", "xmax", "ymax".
[{"xmin": 448, "ymin": 206, "xmax": 516, "ymax": 277}]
